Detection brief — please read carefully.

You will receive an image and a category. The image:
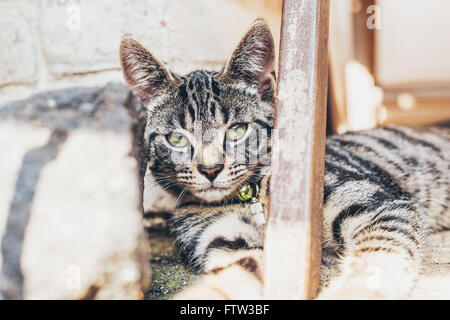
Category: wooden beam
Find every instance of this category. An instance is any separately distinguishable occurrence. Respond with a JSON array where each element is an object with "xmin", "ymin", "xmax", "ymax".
[{"xmin": 263, "ymin": 0, "xmax": 329, "ymax": 300}]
